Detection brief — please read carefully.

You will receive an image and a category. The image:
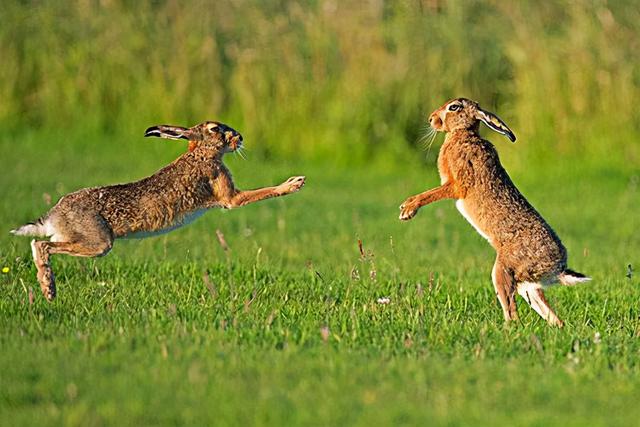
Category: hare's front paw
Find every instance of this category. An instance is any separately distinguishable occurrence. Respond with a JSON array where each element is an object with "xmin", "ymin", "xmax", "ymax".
[
  {"xmin": 279, "ymin": 176, "xmax": 306, "ymax": 194},
  {"xmin": 399, "ymin": 197, "xmax": 420, "ymax": 221}
]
